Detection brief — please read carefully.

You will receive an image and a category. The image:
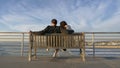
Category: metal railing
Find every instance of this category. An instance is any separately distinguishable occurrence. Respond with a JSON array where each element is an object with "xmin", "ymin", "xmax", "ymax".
[
  {"xmin": 0, "ymin": 32, "xmax": 29, "ymax": 56},
  {"xmin": 0, "ymin": 32, "xmax": 120, "ymax": 57},
  {"xmin": 85, "ymin": 32, "xmax": 120, "ymax": 57}
]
